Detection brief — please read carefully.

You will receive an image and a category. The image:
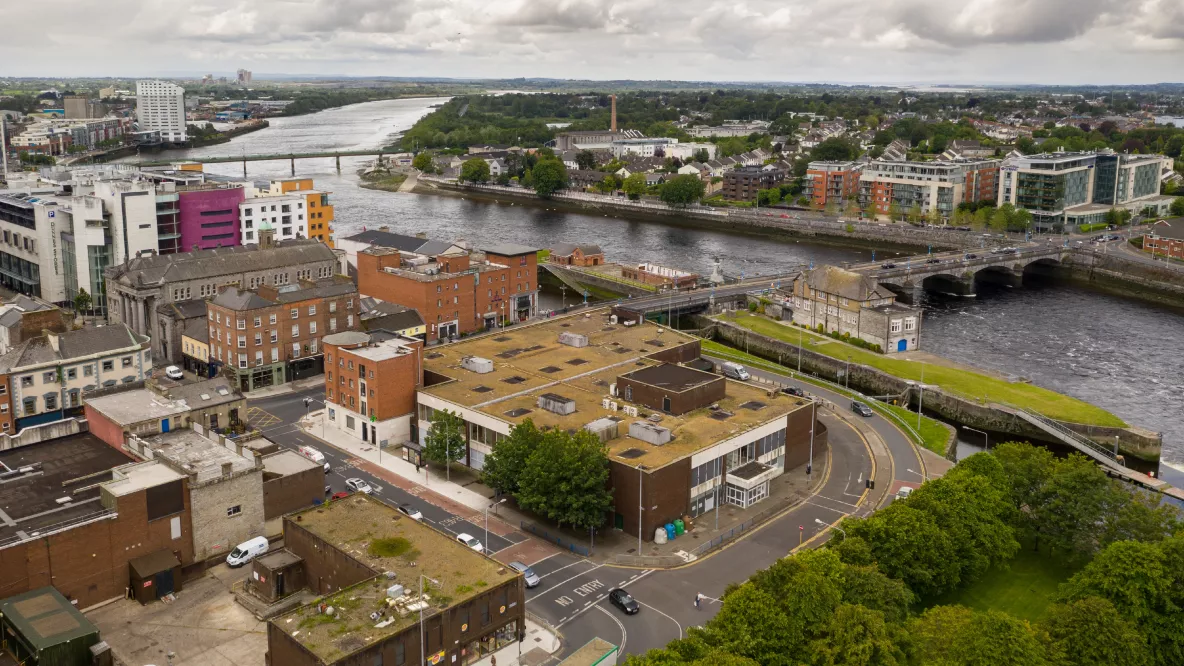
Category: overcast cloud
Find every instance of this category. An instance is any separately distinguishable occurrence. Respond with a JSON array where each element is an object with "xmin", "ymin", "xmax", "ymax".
[{"xmin": 4, "ymin": 0, "xmax": 1181, "ymax": 84}]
